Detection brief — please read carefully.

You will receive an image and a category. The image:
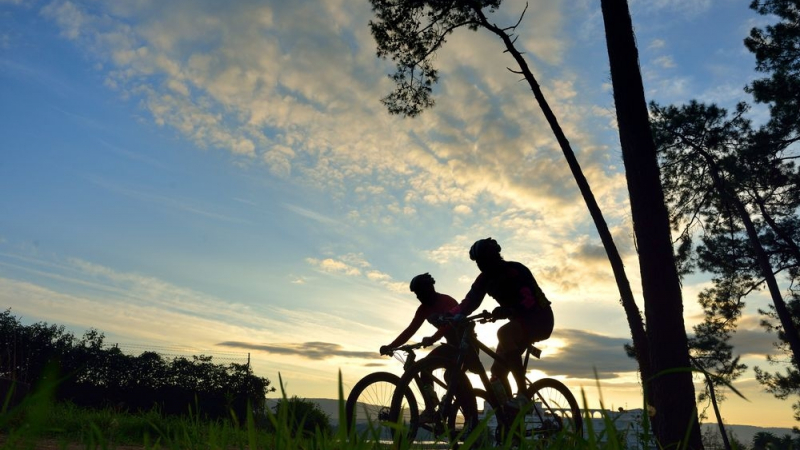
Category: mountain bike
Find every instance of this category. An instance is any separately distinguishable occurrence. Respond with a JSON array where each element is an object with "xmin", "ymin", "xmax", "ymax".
[
  {"xmin": 389, "ymin": 310, "xmax": 583, "ymax": 447},
  {"xmin": 344, "ymin": 343, "xmax": 424, "ymax": 440},
  {"xmin": 345, "ymin": 342, "xmax": 488, "ymax": 443}
]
